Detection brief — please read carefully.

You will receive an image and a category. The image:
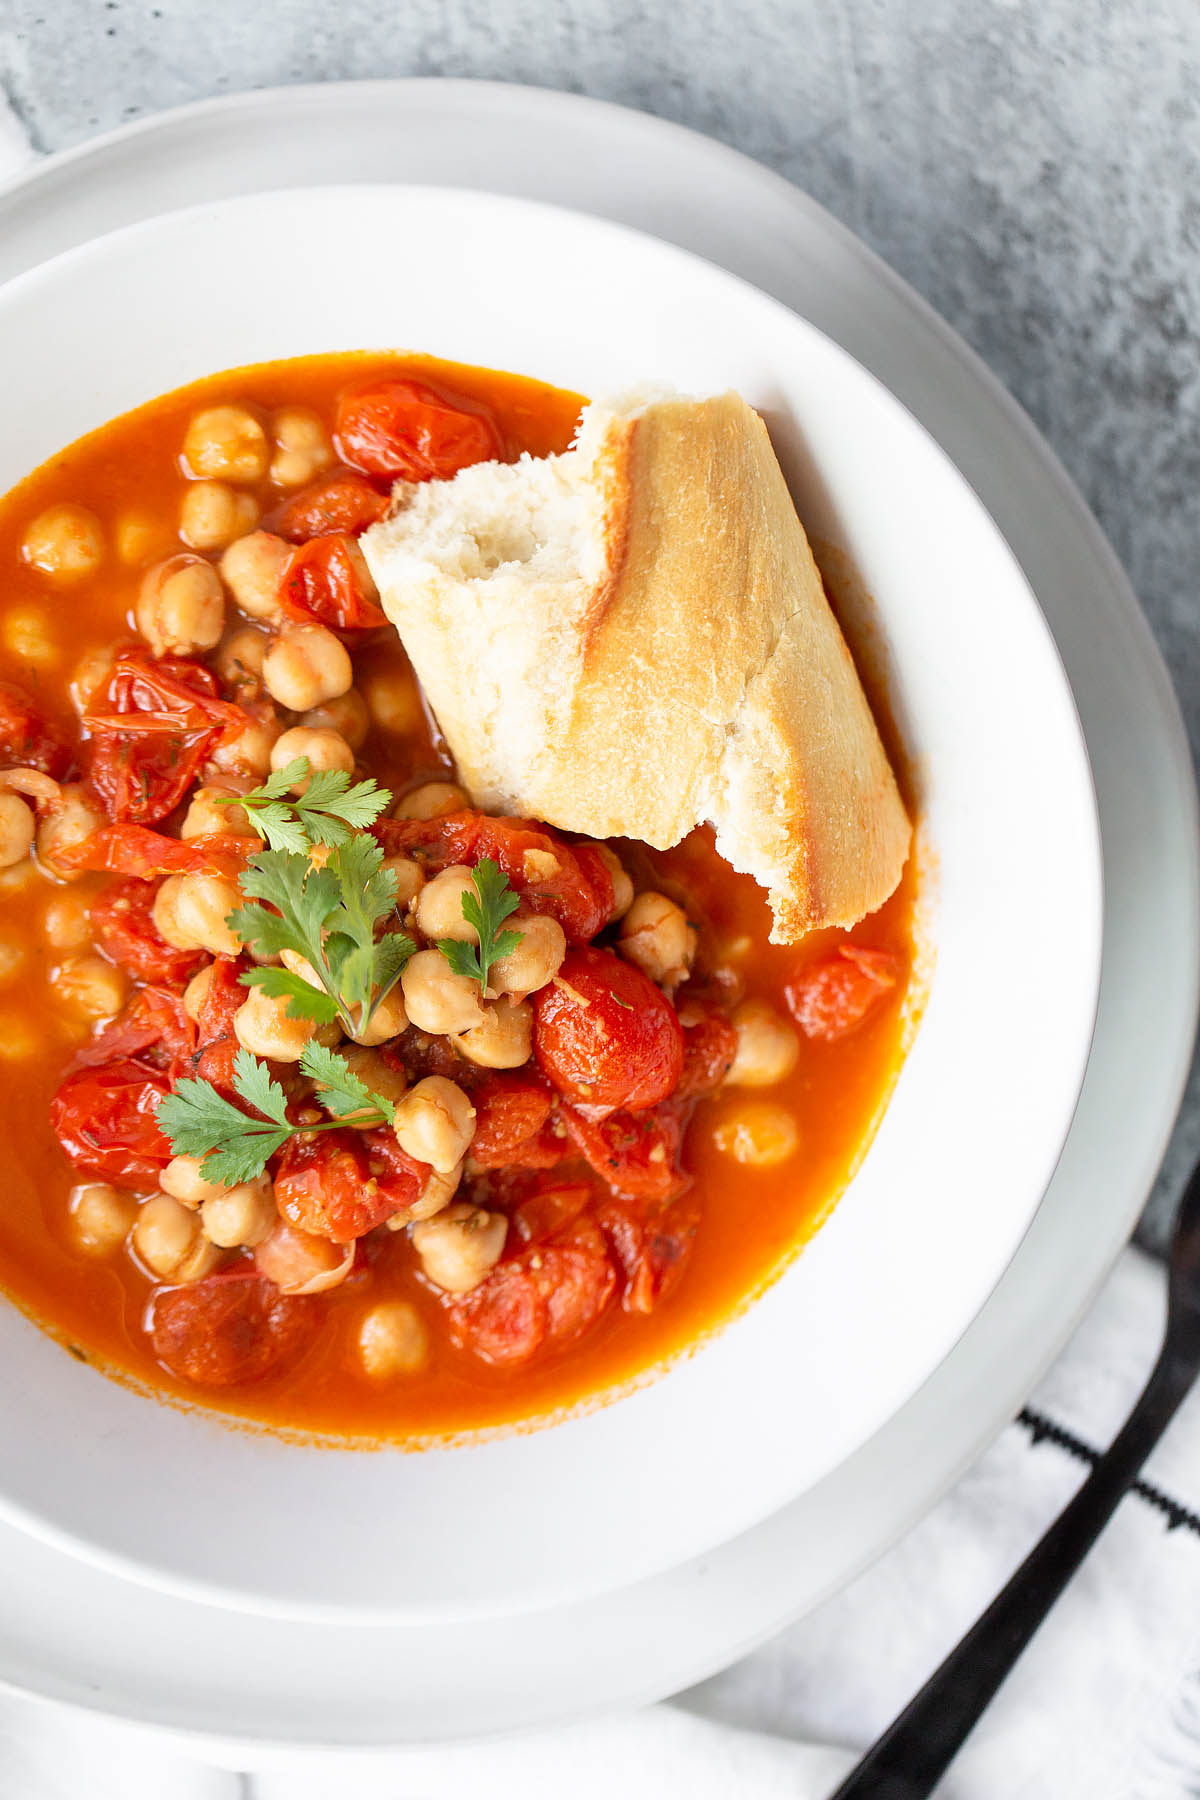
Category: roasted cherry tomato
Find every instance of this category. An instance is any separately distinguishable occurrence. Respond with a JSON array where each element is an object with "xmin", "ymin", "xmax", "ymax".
[
  {"xmin": 0, "ymin": 681, "xmax": 71, "ymax": 779},
  {"xmin": 598, "ymin": 1192, "xmax": 701, "ymax": 1315},
  {"xmin": 90, "ymin": 878, "xmax": 205, "ymax": 988},
  {"xmin": 50, "ymin": 1057, "xmax": 173, "ymax": 1184},
  {"xmin": 274, "ymin": 1130, "xmax": 397, "ymax": 1241},
  {"xmin": 446, "ymin": 1218, "xmax": 616, "ymax": 1366},
  {"xmin": 361, "ymin": 1129, "xmax": 432, "ymax": 1217},
  {"xmin": 73, "ymin": 986, "xmax": 195, "ymax": 1076},
  {"xmin": 533, "ymin": 947, "xmax": 684, "ymax": 1114},
  {"xmin": 377, "ymin": 812, "xmax": 614, "ymax": 943},
  {"xmin": 272, "ymin": 469, "xmax": 390, "ymax": 543},
  {"xmin": 335, "ymin": 378, "xmax": 503, "ymax": 483},
  {"xmin": 561, "ymin": 1100, "xmax": 691, "ymax": 1202},
  {"xmin": 675, "ymin": 1004, "xmax": 738, "ymax": 1098},
  {"xmin": 84, "ymin": 648, "xmax": 243, "ymax": 826},
  {"xmin": 279, "ymin": 533, "xmax": 387, "ymax": 632},
  {"xmin": 59, "ymin": 824, "xmax": 256, "ymax": 881},
  {"xmin": 469, "ymin": 1073, "xmax": 556, "ymax": 1169},
  {"xmin": 784, "ymin": 944, "xmax": 901, "ymax": 1041},
  {"xmin": 184, "ymin": 955, "xmax": 249, "ymax": 1092},
  {"xmin": 149, "ymin": 1271, "xmax": 318, "ymax": 1387}
]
